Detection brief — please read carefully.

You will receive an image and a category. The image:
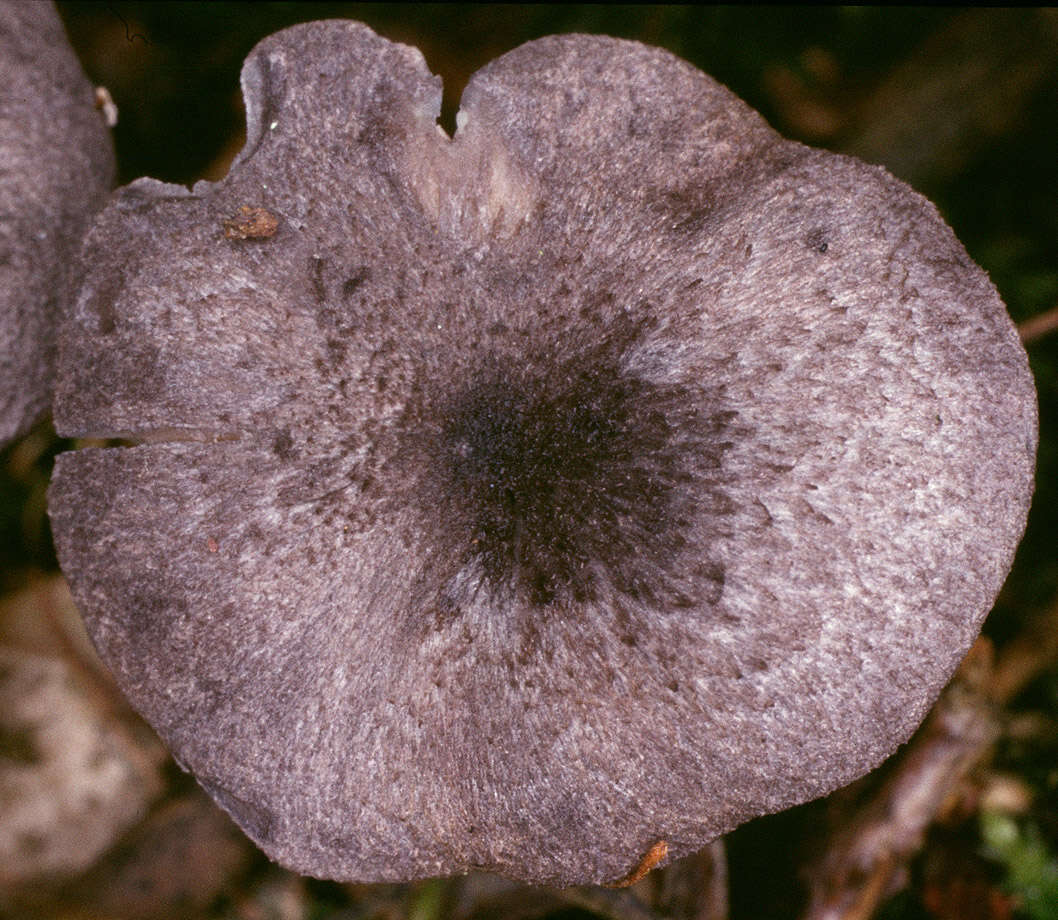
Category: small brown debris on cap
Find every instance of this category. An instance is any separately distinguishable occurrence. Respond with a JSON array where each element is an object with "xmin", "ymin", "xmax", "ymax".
[
  {"xmin": 222, "ymin": 206, "xmax": 278, "ymax": 240},
  {"xmin": 608, "ymin": 839, "xmax": 669, "ymax": 888}
]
